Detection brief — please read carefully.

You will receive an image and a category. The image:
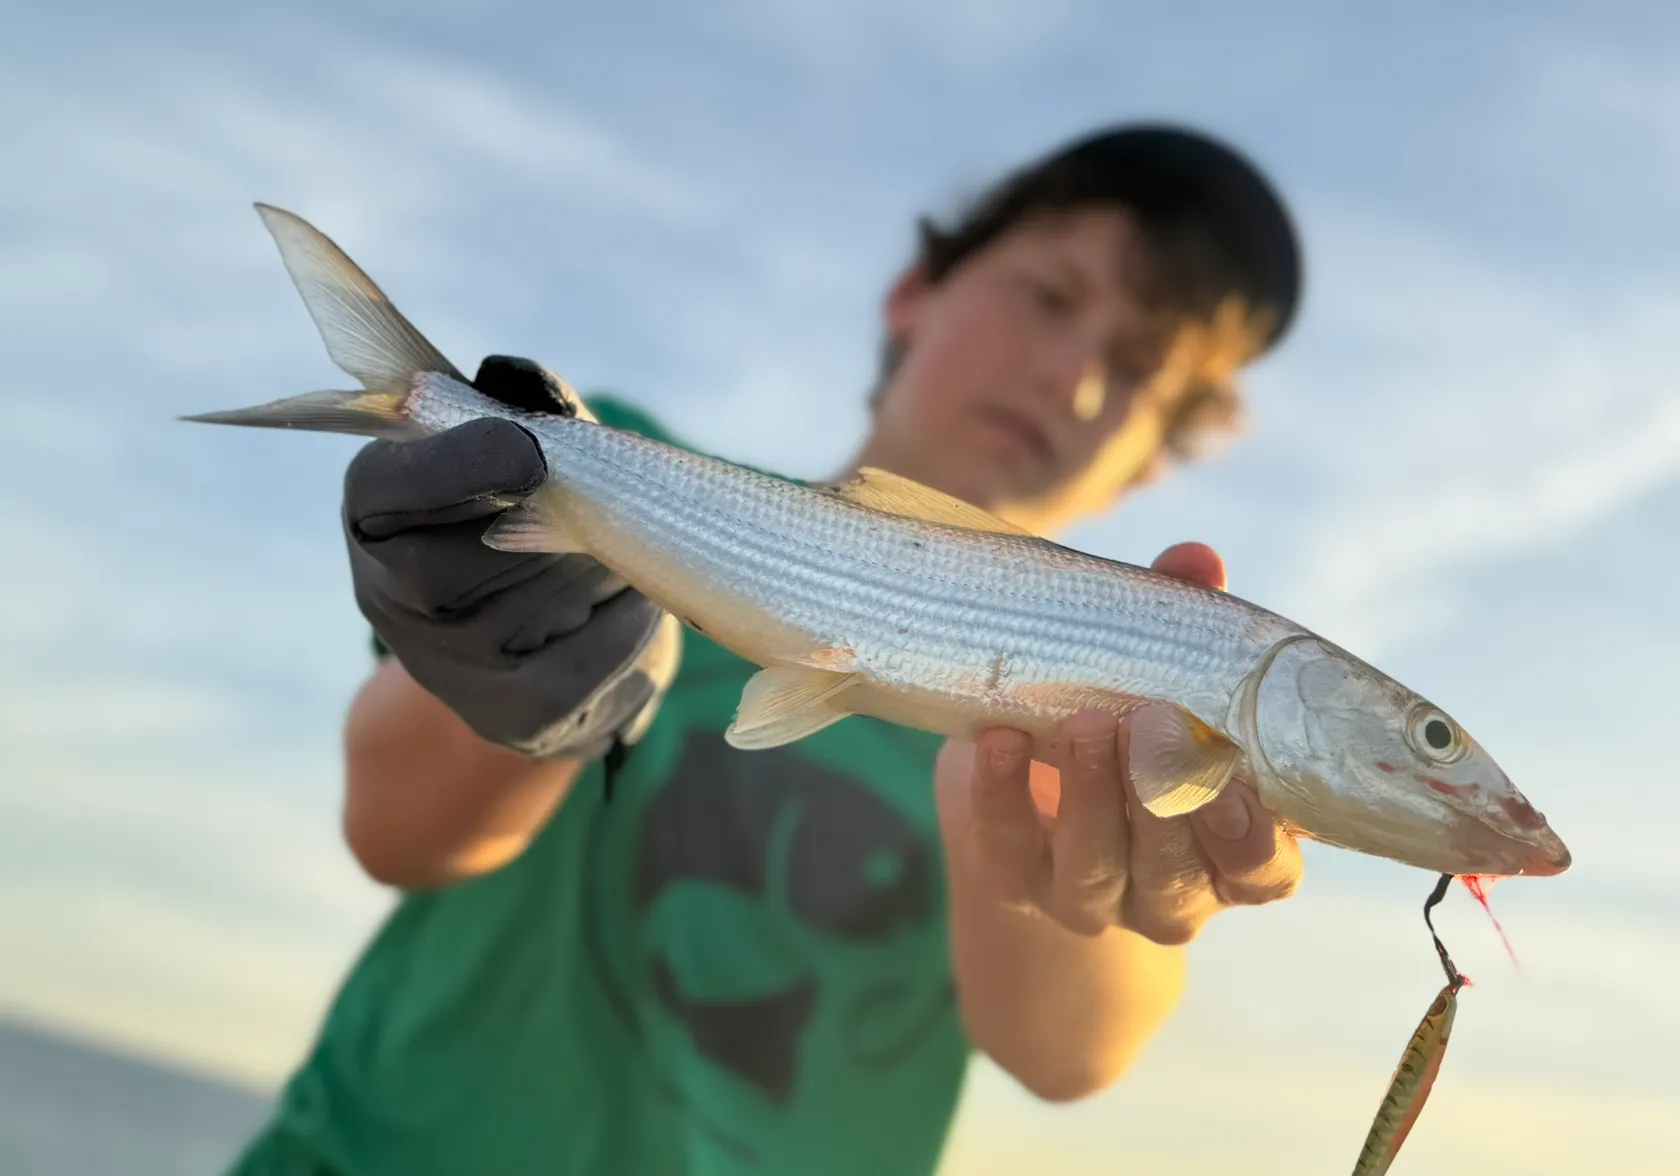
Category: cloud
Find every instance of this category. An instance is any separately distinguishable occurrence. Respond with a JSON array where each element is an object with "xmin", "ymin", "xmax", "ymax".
[
  {"xmin": 1503, "ymin": 35, "xmax": 1680, "ymax": 204},
  {"xmin": 1113, "ymin": 200, "xmax": 1680, "ymax": 660},
  {"xmin": 5, "ymin": 14, "xmax": 1678, "ymax": 1173},
  {"xmin": 711, "ymin": 0, "xmax": 1086, "ymax": 78},
  {"xmin": 0, "ymin": 19, "xmax": 733, "ymax": 374},
  {"xmin": 1291, "ymin": 302, "xmax": 1680, "ymax": 655},
  {"xmin": 331, "ymin": 49, "xmax": 729, "ymax": 228}
]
